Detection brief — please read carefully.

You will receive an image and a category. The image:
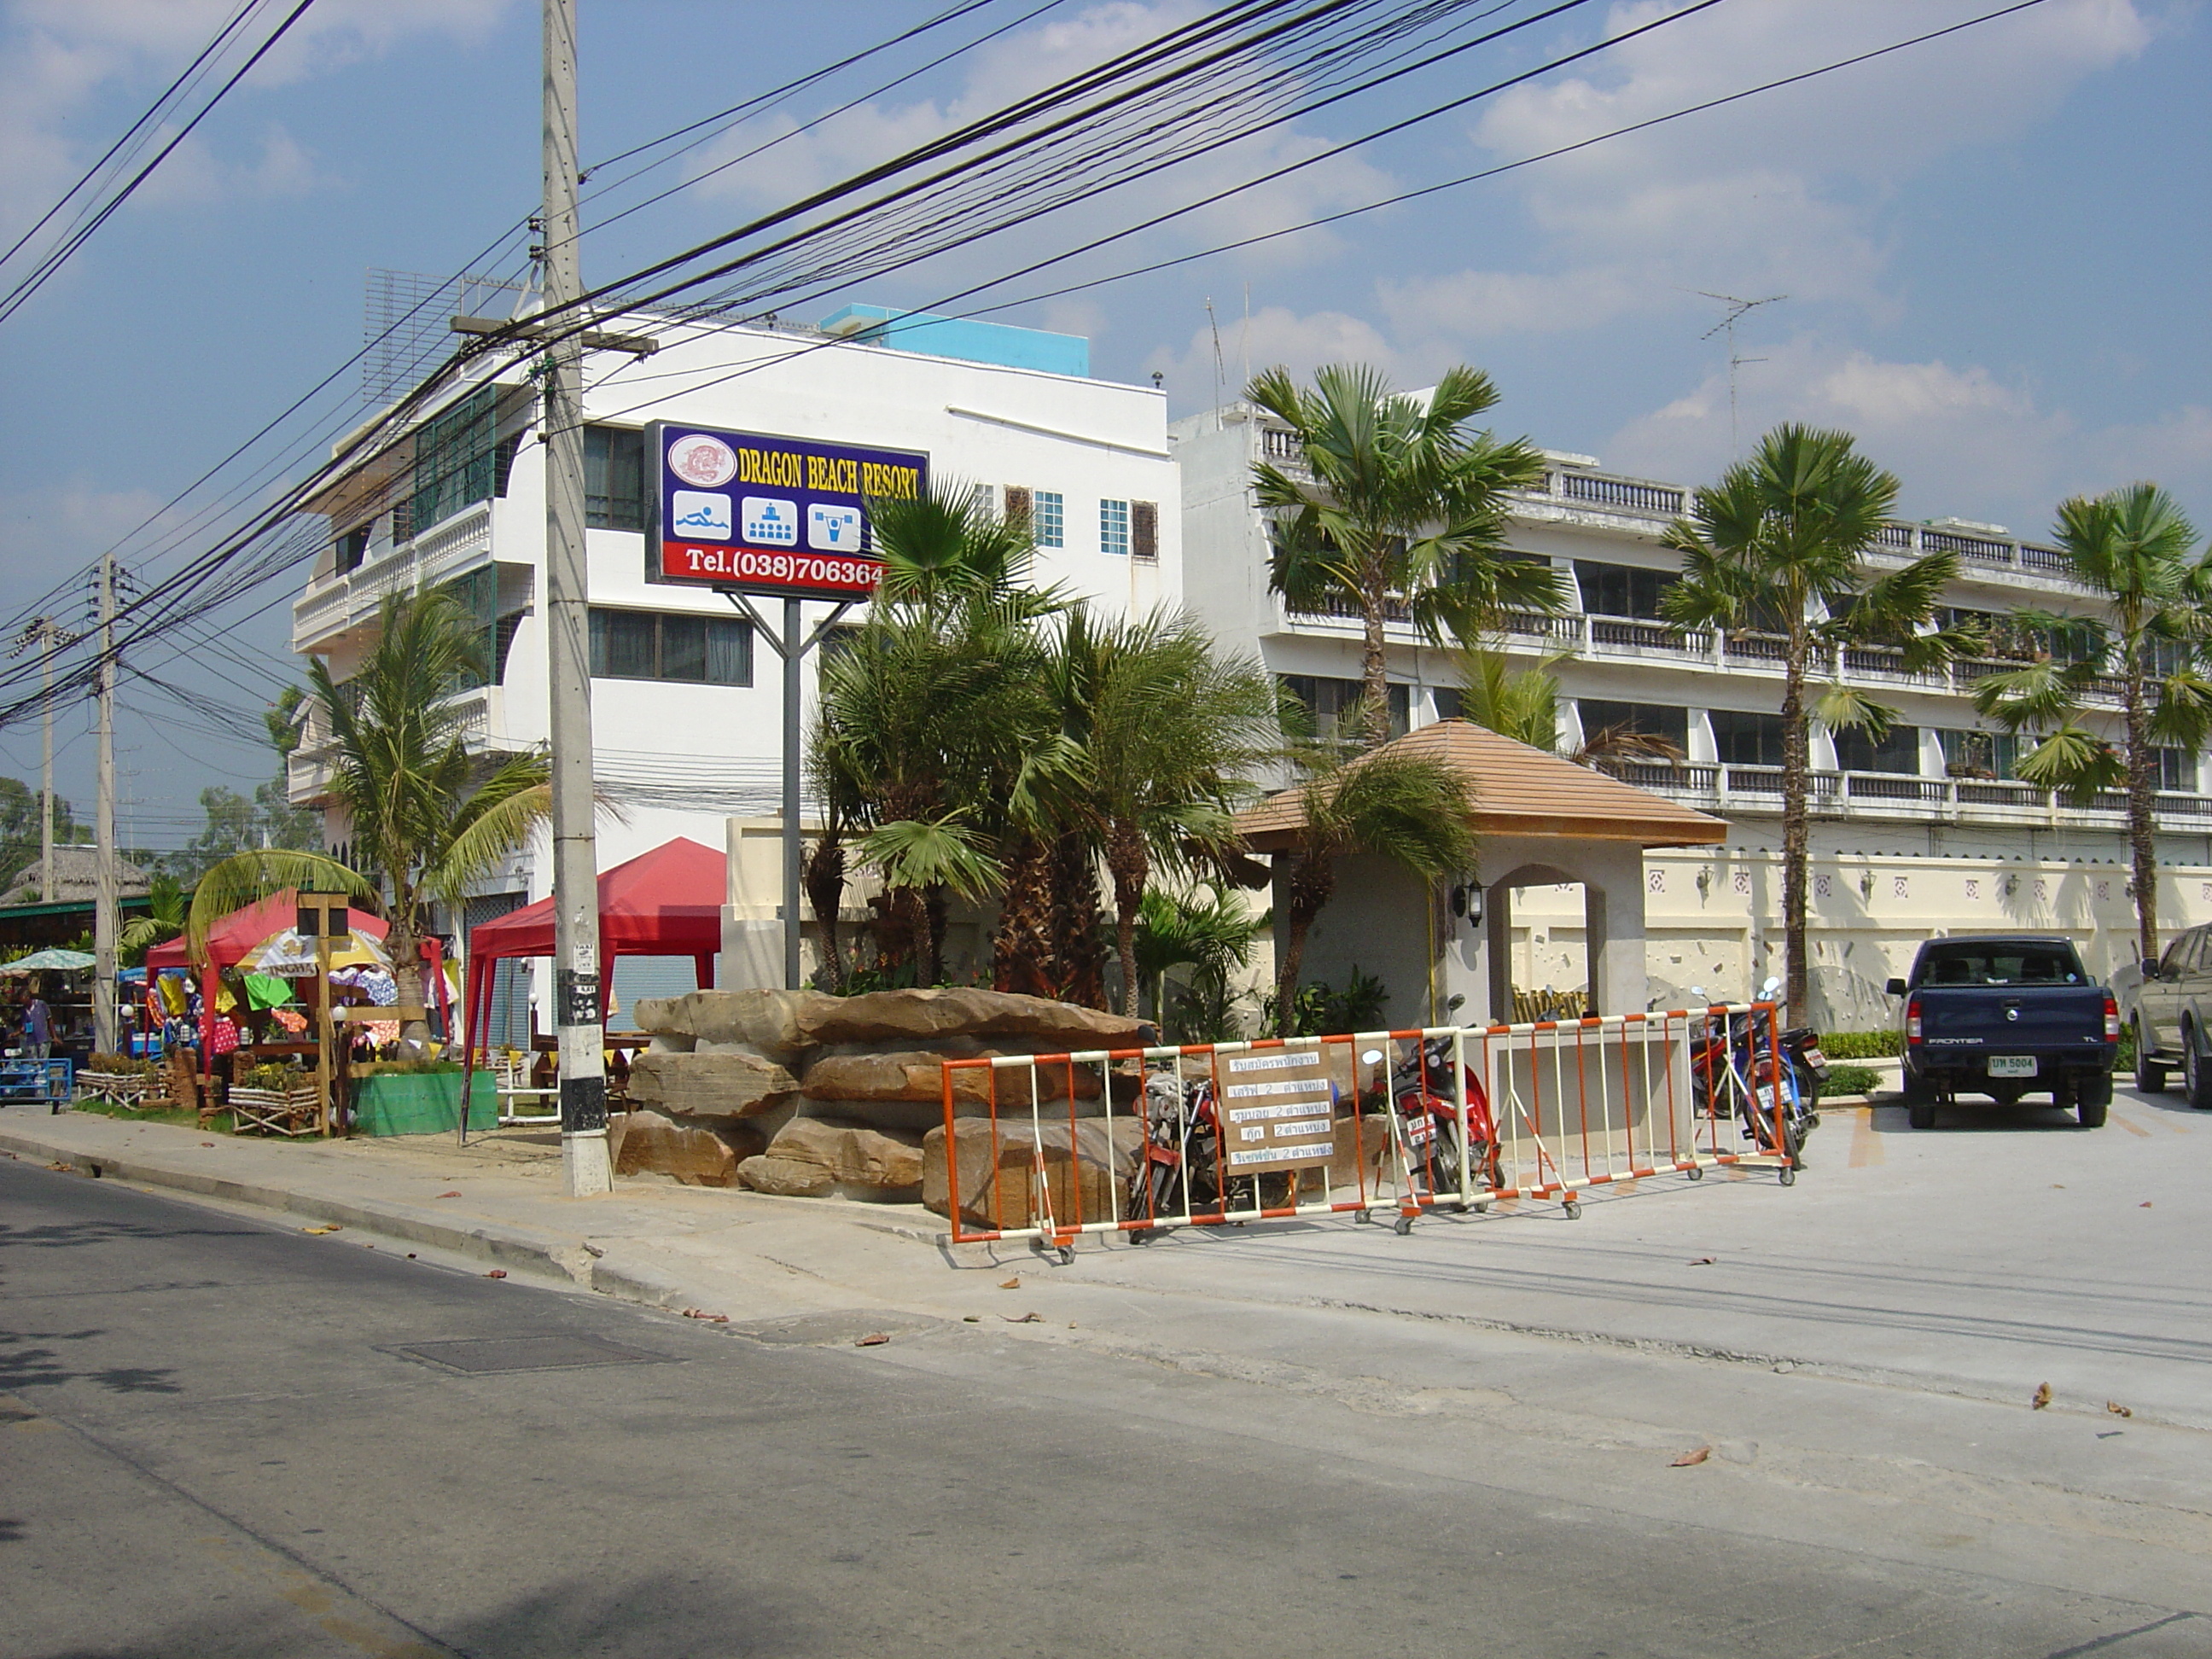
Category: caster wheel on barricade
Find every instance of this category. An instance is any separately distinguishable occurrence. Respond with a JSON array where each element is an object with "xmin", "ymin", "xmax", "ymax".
[
  {"xmin": 1127, "ymin": 1229, "xmax": 1154, "ymax": 1247},
  {"xmin": 1056, "ymin": 1245, "xmax": 1076, "ymax": 1266},
  {"xmin": 1393, "ymin": 1215, "xmax": 1415, "ymax": 1237},
  {"xmin": 1685, "ymin": 1166, "xmax": 1703, "ymax": 1181},
  {"xmin": 1354, "ymin": 1208, "xmax": 1374, "ymax": 1225},
  {"xmin": 1445, "ymin": 1202, "xmax": 1468, "ymax": 1214},
  {"xmin": 1473, "ymin": 1201, "xmax": 1490, "ymax": 1214},
  {"xmin": 1562, "ymin": 1198, "xmax": 1583, "ymax": 1220},
  {"xmin": 1778, "ymin": 1167, "xmax": 1796, "ymax": 1188}
]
